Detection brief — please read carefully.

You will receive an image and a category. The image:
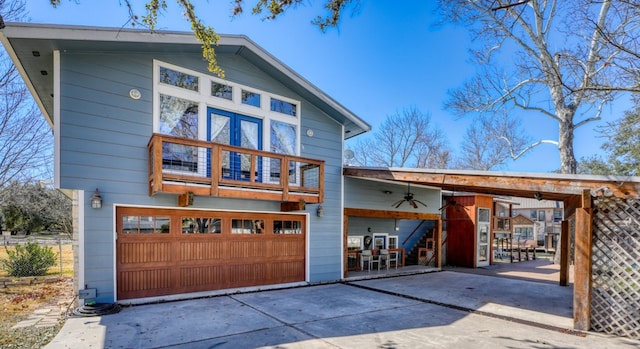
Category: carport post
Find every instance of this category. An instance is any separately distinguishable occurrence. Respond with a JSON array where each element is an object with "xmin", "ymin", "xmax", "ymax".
[
  {"xmin": 559, "ymin": 220, "xmax": 569, "ymax": 286},
  {"xmin": 573, "ymin": 190, "xmax": 593, "ymax": 331}
]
